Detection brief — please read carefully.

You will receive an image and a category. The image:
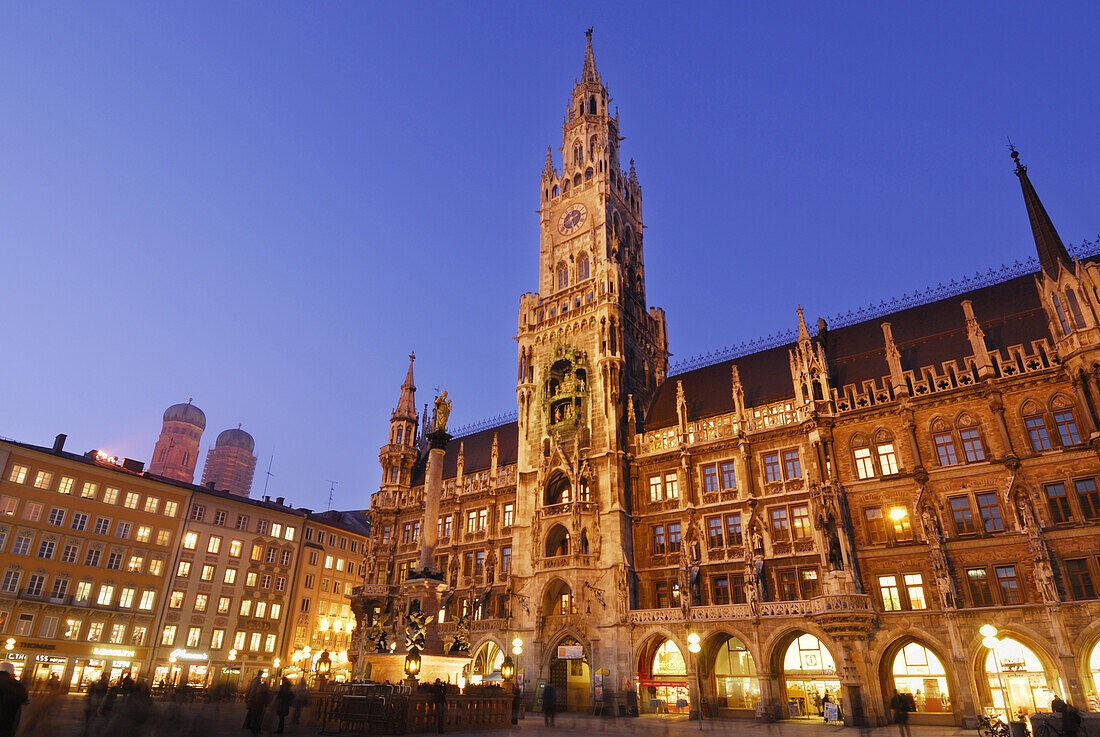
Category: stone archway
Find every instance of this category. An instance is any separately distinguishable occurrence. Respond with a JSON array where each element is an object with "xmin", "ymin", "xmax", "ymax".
[
  {"xmin": 878, "ymin": 637, "xmax": 956, "ymax": 725},
  {"xmin": 973, "ymin": 632, "xmax": 1059, "ymax": 722},
  {"xmin": 771, "ymin": 630, "xmax": 842, "ymax": 720},
  {"xmin": 635, "ymin": 633, "xmax": 690, "ymax": 715},
  {"xmin": 704, "ymin": 631, "xmax": 760, "ymax": 715},
  {"xmin": 546, "ymin": 634, "xmax": 590, "ymax": 712},
  {"xmin": 465, "ymin": 639, "xmax": 505, "ymax": 685}
]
